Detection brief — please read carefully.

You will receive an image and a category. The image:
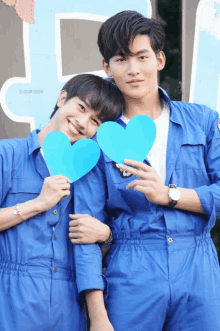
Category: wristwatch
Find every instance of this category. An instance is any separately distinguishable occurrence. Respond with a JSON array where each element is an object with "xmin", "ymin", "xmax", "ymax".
[
  {"xmin": 100, "ymin": 230, "xmax": 113, "ymax": 248},
  {"xmin": 167, "ymin": 184, "xmax": 180, "ymax": 208}
]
